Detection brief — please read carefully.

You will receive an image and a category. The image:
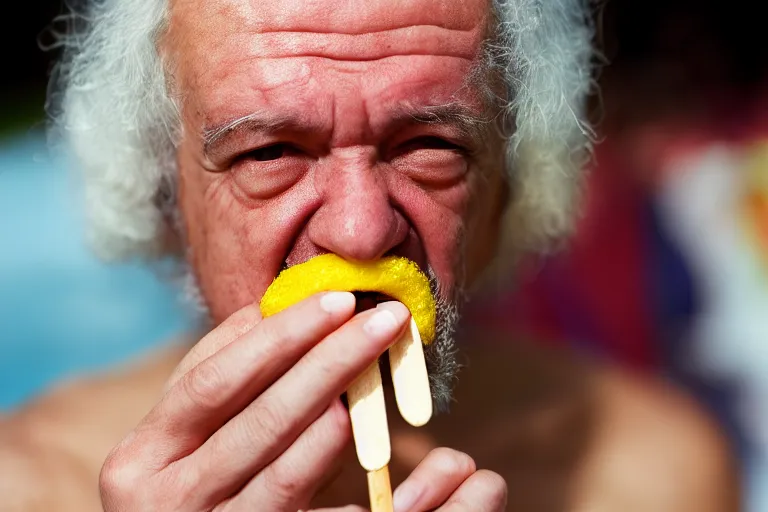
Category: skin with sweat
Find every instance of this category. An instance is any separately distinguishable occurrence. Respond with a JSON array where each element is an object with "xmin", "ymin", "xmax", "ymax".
[{"xmin": 0, "ymin": 0, "xmax": 741, "ymax": 510}]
